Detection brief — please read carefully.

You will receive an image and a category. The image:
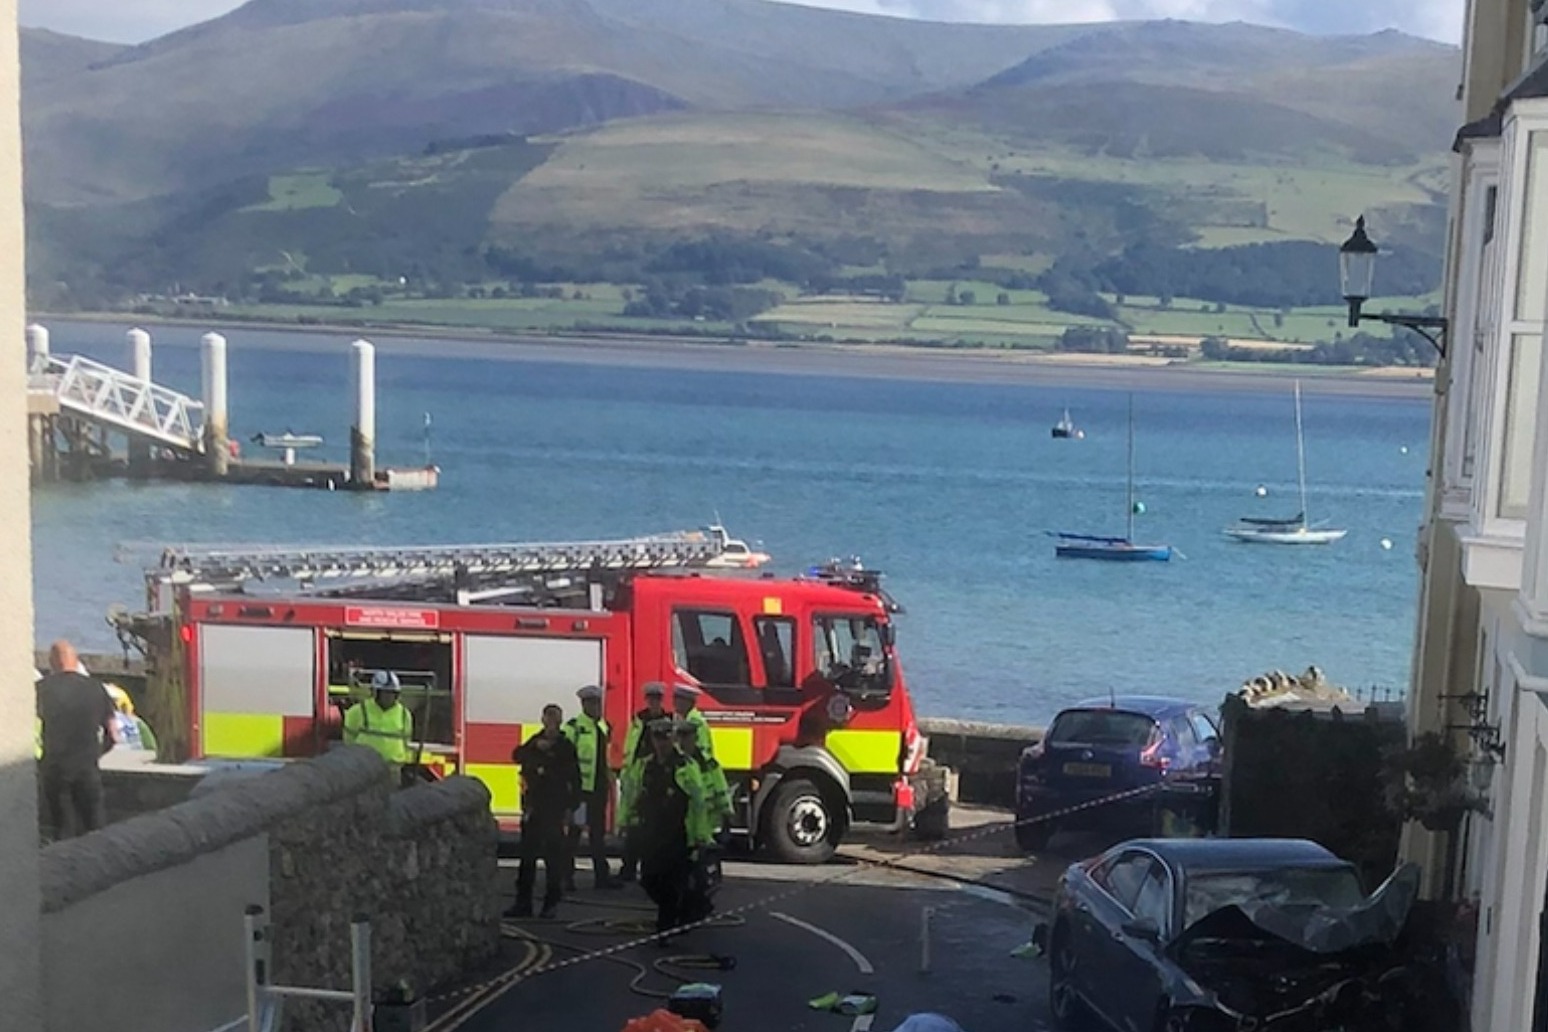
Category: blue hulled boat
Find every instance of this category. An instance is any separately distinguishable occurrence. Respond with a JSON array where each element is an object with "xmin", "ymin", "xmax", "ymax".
[
  {"xmin": 1053, "ymin": 533, "xmax": 1173, "ymax": 562},
  {"xmin": 1053, "ymin": 395, "xmax": 1172, "ymax": 563}
]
